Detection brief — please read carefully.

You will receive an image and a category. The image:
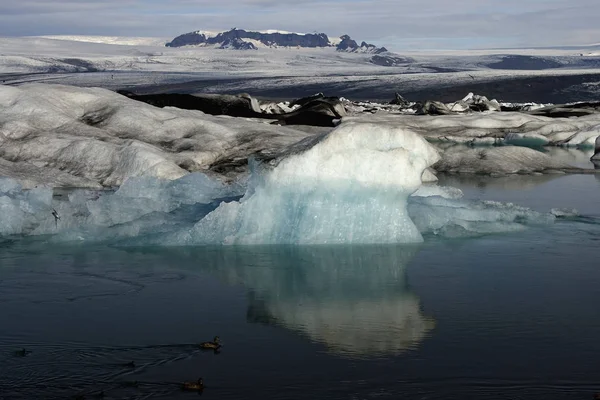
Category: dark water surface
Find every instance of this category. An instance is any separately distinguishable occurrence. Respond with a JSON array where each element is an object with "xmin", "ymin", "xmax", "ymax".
[{"xmin": 1, "ymin": 174, "xmax": 600, "ymax": 400}]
